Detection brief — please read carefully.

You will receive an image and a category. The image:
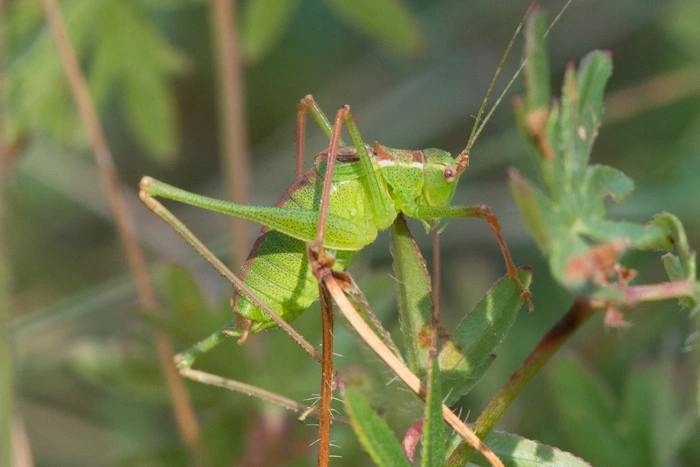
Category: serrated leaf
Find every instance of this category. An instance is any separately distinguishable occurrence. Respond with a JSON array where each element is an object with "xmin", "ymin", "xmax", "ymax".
[
  {"xmin": 241, "ymin": 0, "xmax": 300, "ymax": 62},
  {"xmin": 421, "ymin": 355, "xmax": 445, "ymax": 467},
  {"xmin": 438, "ymin": 268, "xmax": 532, "ymax": 405},
  {"xmin": 323, "ymin": 0, "xmax": 425, "ymax": 57},
  {"xmin": 344, "ymin": 387, "xmax": 411, "ymax": 467},
  {"xmin": 390, "ymin": 215, "xmax": 433, "ymax": 376},
  {"xmin": 469, "ymin": 430, "xmax": 592, "ymax": 467}
]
